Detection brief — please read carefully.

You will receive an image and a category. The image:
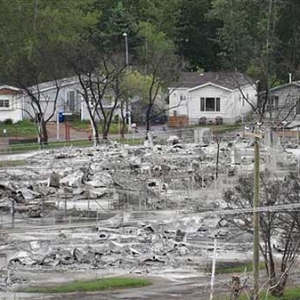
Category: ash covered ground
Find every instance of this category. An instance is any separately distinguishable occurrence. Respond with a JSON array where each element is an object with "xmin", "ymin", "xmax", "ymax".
[{"xmin": 0, "ymin": 135, "xmax": 297, "ymax": 297}]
